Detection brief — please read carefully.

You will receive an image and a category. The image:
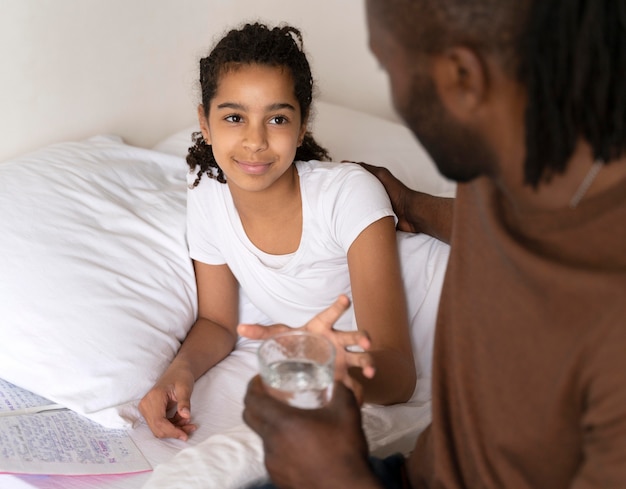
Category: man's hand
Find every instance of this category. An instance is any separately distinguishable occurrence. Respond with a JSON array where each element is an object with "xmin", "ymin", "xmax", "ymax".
[
  {"xmin": 347, "ymin": 161, "xmax": 454, "ymax": 243},
  {"xmin": 352, "ymin": 162, "xmax": 420, "ymax": 234},
  {"xmin": 243, "ymin": 375, "xmax": 383, "ymax": 488}
]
